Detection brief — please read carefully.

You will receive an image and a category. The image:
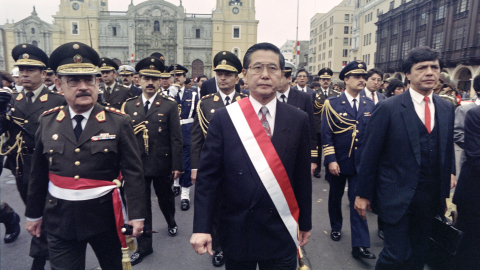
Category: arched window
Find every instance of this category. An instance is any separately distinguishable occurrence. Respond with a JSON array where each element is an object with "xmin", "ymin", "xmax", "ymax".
[
  {"xmin": 154, "ymin": 21, "xmax": 160, "ymax": 32},
  {"xmin": 31, "ymin": 28, "xmax": 35, "ymax": 34},
  {"xmin": 32, "ymin": 40, "xmax": 38, "ymax": 47}
]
